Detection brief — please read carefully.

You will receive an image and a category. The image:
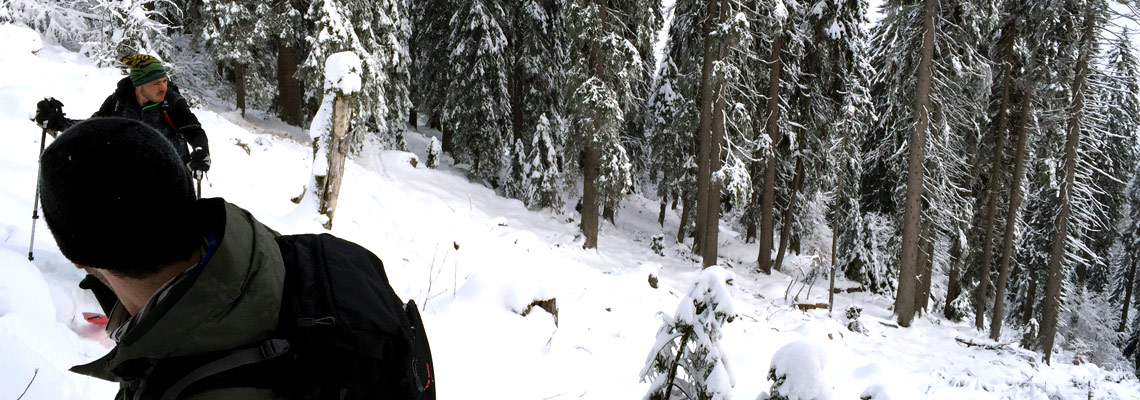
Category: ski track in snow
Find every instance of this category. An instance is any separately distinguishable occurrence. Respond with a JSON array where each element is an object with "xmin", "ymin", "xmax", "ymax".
[{"xmin": 0, "ymin": 24, "xmax": 1138, "ymax": 400}]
